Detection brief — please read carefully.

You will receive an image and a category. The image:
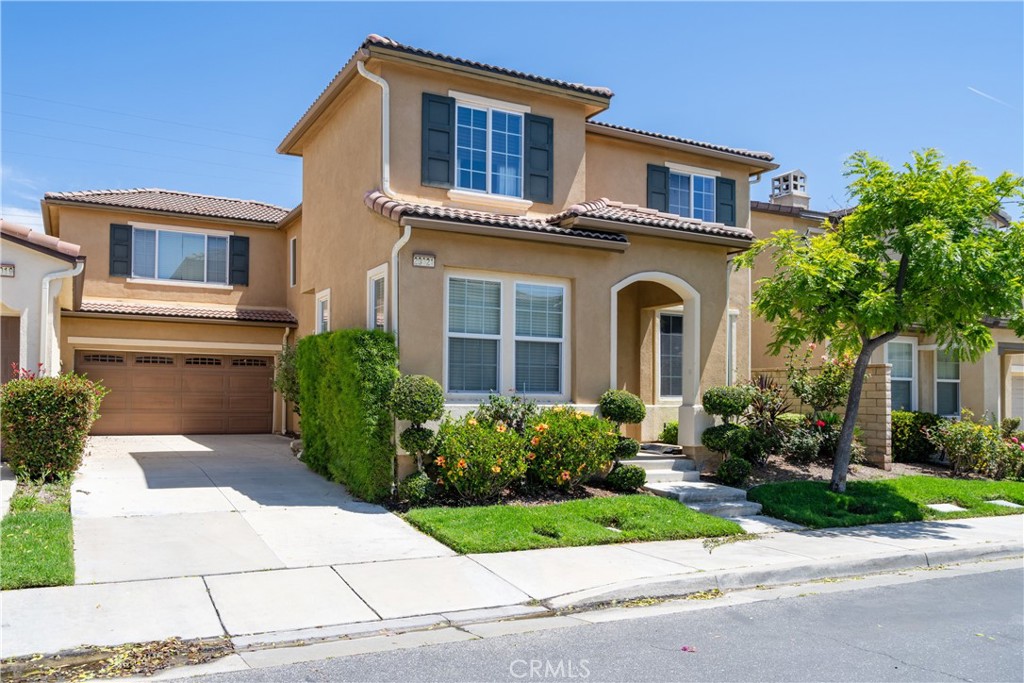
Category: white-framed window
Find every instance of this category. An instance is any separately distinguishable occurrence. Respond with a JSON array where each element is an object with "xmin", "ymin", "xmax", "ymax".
[
  {"xmin": 289, "ymin": 237, "xmax": 297, "ymax": 288},
  {"xmin": 455, "ymin": 100, "xmax": 524, "ymax": 198},
  {"xmin": 315, "ymin": 289, "xmax": 331, "ymax": 334},
  {"xmin": 367, "ymin": 264, "xmax": 387, "ymax": 332},
  {"xmin": 886, "ymin": 337, "xmax": 917, "ymax": 411},
  {"xmin": 726, "ymin": 310, "xmax": 739, "ymax": 386},
  {"xmin": 657, "ymin": 309, "xmax": 685, "ymax": 400},
  {"xmin": 668, "ymin": 171, "xmax": 716, "ymax": 222},
  {"xmin": 935, "ymin": 348, "xmax": 961, "ymax": 417},
  {"xmin": 445, "ymin": 272, "xmax": 568, "ymax": 399},
  {"xmin": 131, "ymin": 226, "xmax": 229, "ymax": 285}
]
